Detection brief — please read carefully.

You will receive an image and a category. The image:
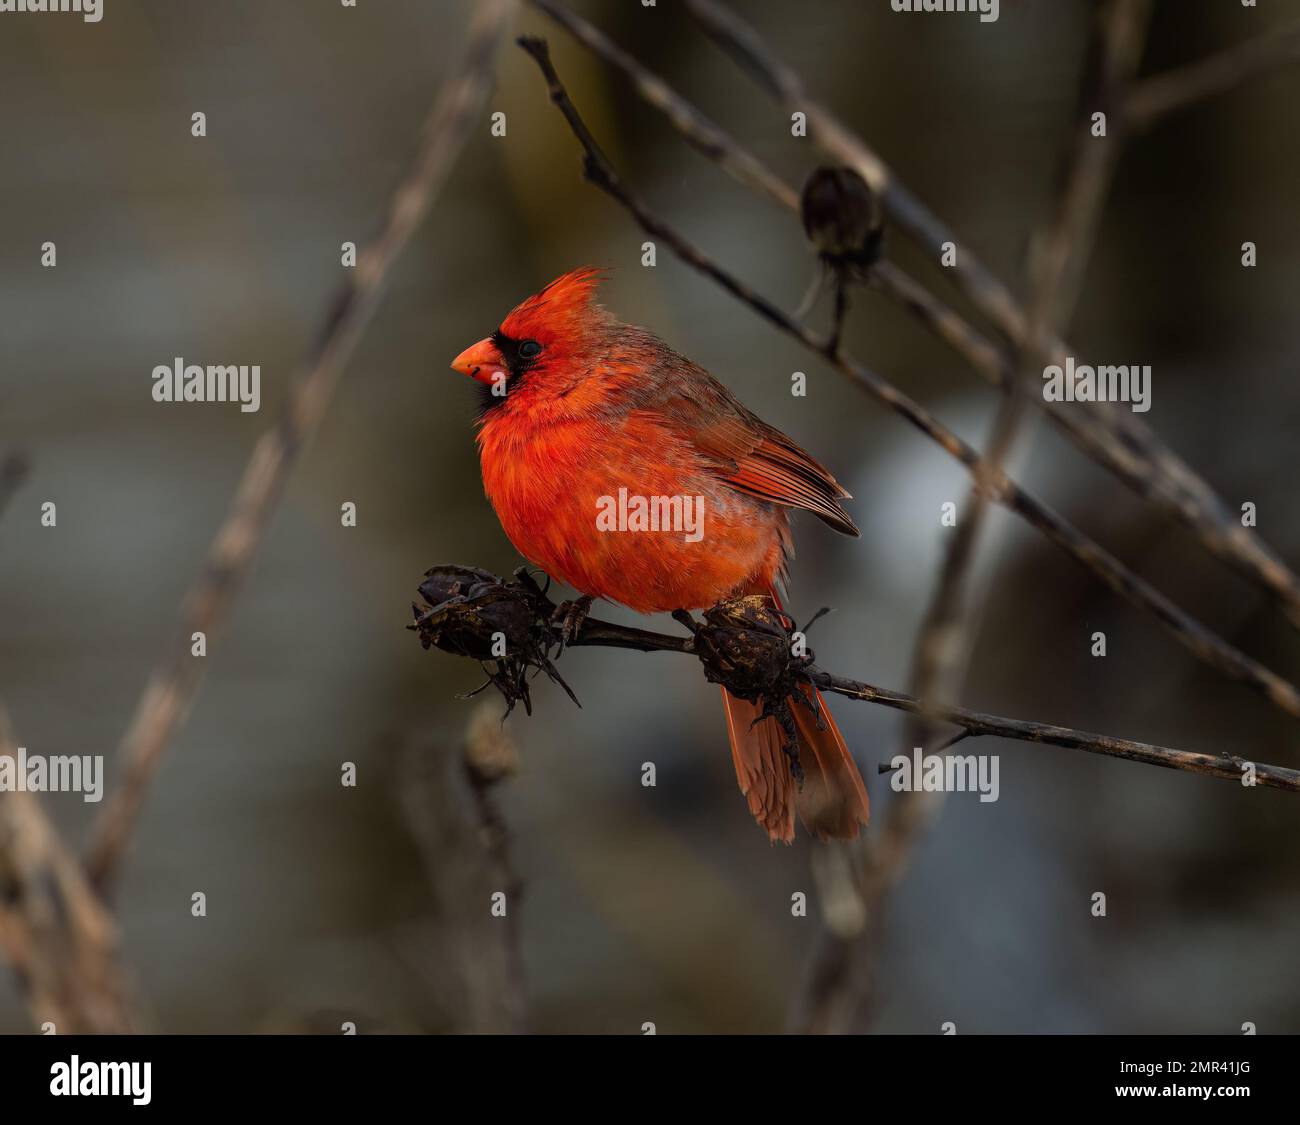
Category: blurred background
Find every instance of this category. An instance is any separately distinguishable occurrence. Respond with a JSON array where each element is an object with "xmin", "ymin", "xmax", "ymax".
[{"xmin": 2, "ymin": 0, "xmax": 1299, "ymax": 1033}]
